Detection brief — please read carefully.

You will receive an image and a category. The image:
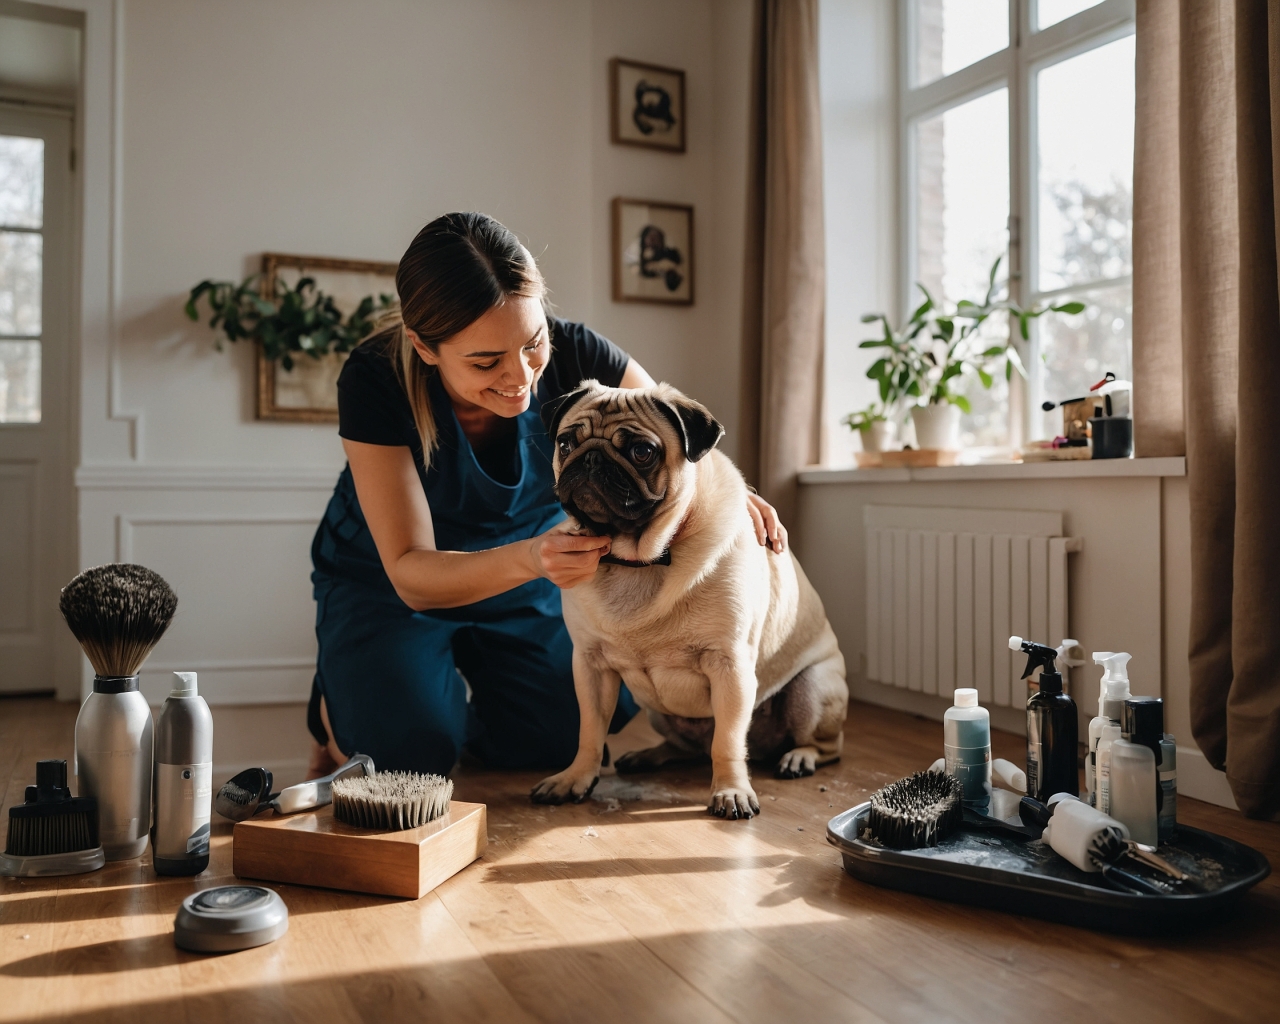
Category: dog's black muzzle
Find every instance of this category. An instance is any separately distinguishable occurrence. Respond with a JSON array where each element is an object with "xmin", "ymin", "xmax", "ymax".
[{"xmin": 556, "ymin": 447, "xmax": 662, "ymax": 536}]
